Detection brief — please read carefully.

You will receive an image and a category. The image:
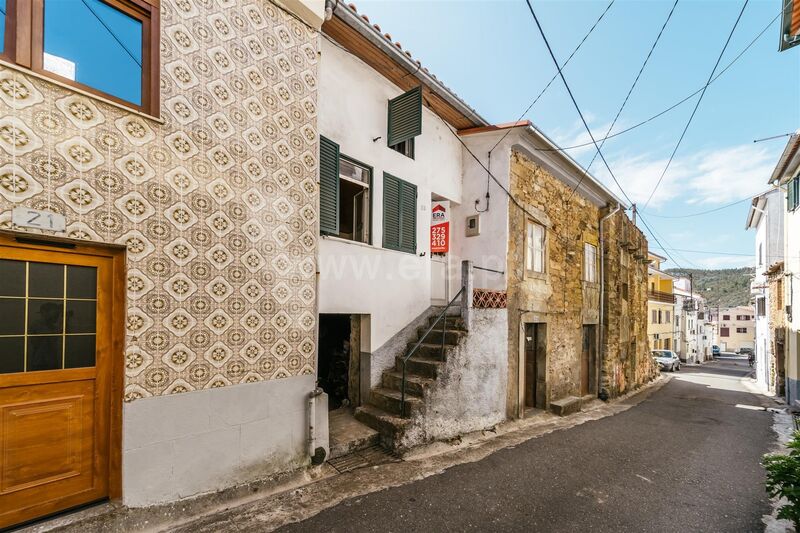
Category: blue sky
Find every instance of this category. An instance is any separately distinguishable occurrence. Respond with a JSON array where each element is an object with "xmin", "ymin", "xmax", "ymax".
[{"xmin": 355, "ymin": 0, "xmax": 800, "ymax": 270}]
